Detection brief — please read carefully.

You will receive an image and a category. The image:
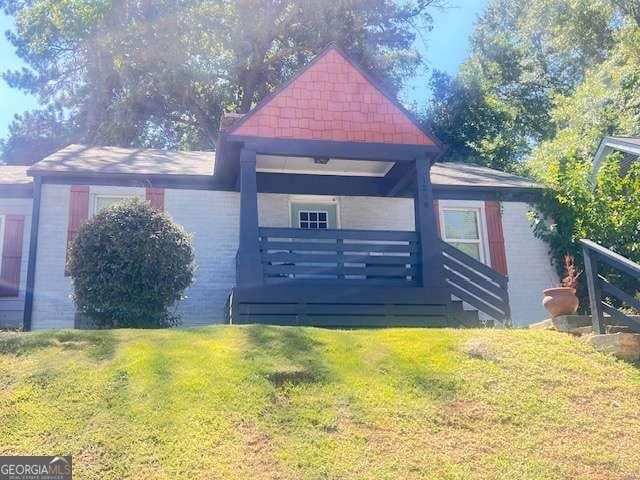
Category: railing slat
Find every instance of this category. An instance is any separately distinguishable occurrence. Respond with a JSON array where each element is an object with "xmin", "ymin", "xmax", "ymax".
[
  {"xmin": 263, "ymin": 252, "xmax": 418, "ymax": 265},
  {"xmin": 261, "ymin": 240, "xmax": 418, "ymax": 253},
  {"xmin": 598, "ymin": 276, "xmax": 640, "ymax": 312},
  {"xmin": 264, "ymin": 277, "xmax": 417, "ymax": 287},
  {"xmin": 446, "ymin": 281, "xmax": 507, "ymax": 321},
  {"xmin": 264, "ymin": 264, "xmax": 415, "ymax": 277},
  {"xmin": 444, "ymin": 267, "xmax": 510, "ymax": 311},
  {"xmin": 443, "ymin": 258, "xmax": 508, "ymax": 302},
  {"xmin": 581, "ymin": 239, "xmax": 640, "ymax": 277},
  {"xmin": 441, "ymin": 241, "xmax": 508, "ymax": 287},
  {"xmin": 601, "ymin": 302, "xmax": 640, "ymax": 332},
  {"xmin": 260, "ymin": 227, "xmax": 418, "ymax": 242}
]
